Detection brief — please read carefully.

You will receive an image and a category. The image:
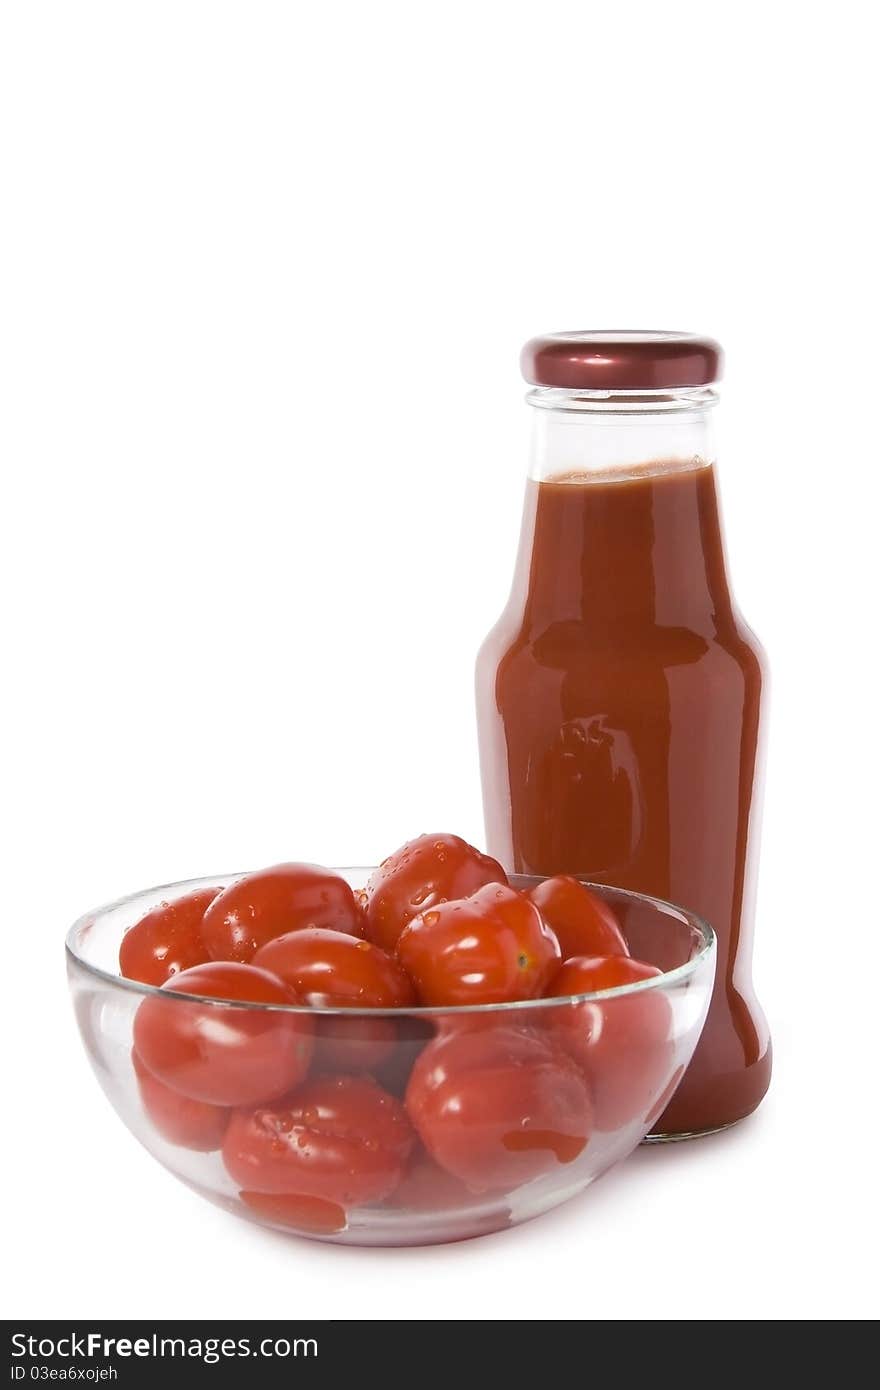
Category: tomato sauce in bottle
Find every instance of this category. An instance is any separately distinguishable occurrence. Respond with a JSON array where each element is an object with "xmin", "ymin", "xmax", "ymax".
[{"xmin": 476, "ymin": 332, "xmax": 770, "ymax": 1137}]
